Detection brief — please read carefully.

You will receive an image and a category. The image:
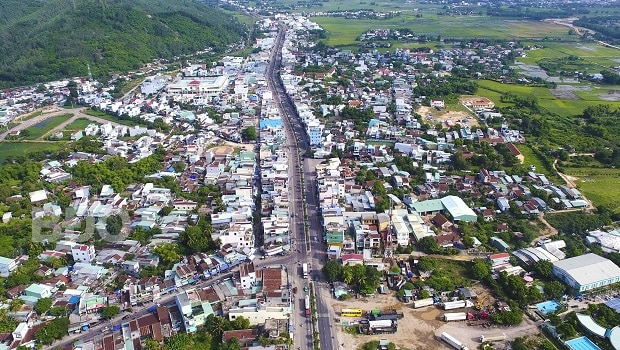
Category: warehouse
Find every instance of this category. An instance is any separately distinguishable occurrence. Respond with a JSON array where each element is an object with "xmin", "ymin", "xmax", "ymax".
[
  {"xmin": 552, "ymin": 253, "xmax": 620, "ymax": 293},
  {"xmin": 440, "ymin": 195, "xmax": 477, "ymax": 222}
]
